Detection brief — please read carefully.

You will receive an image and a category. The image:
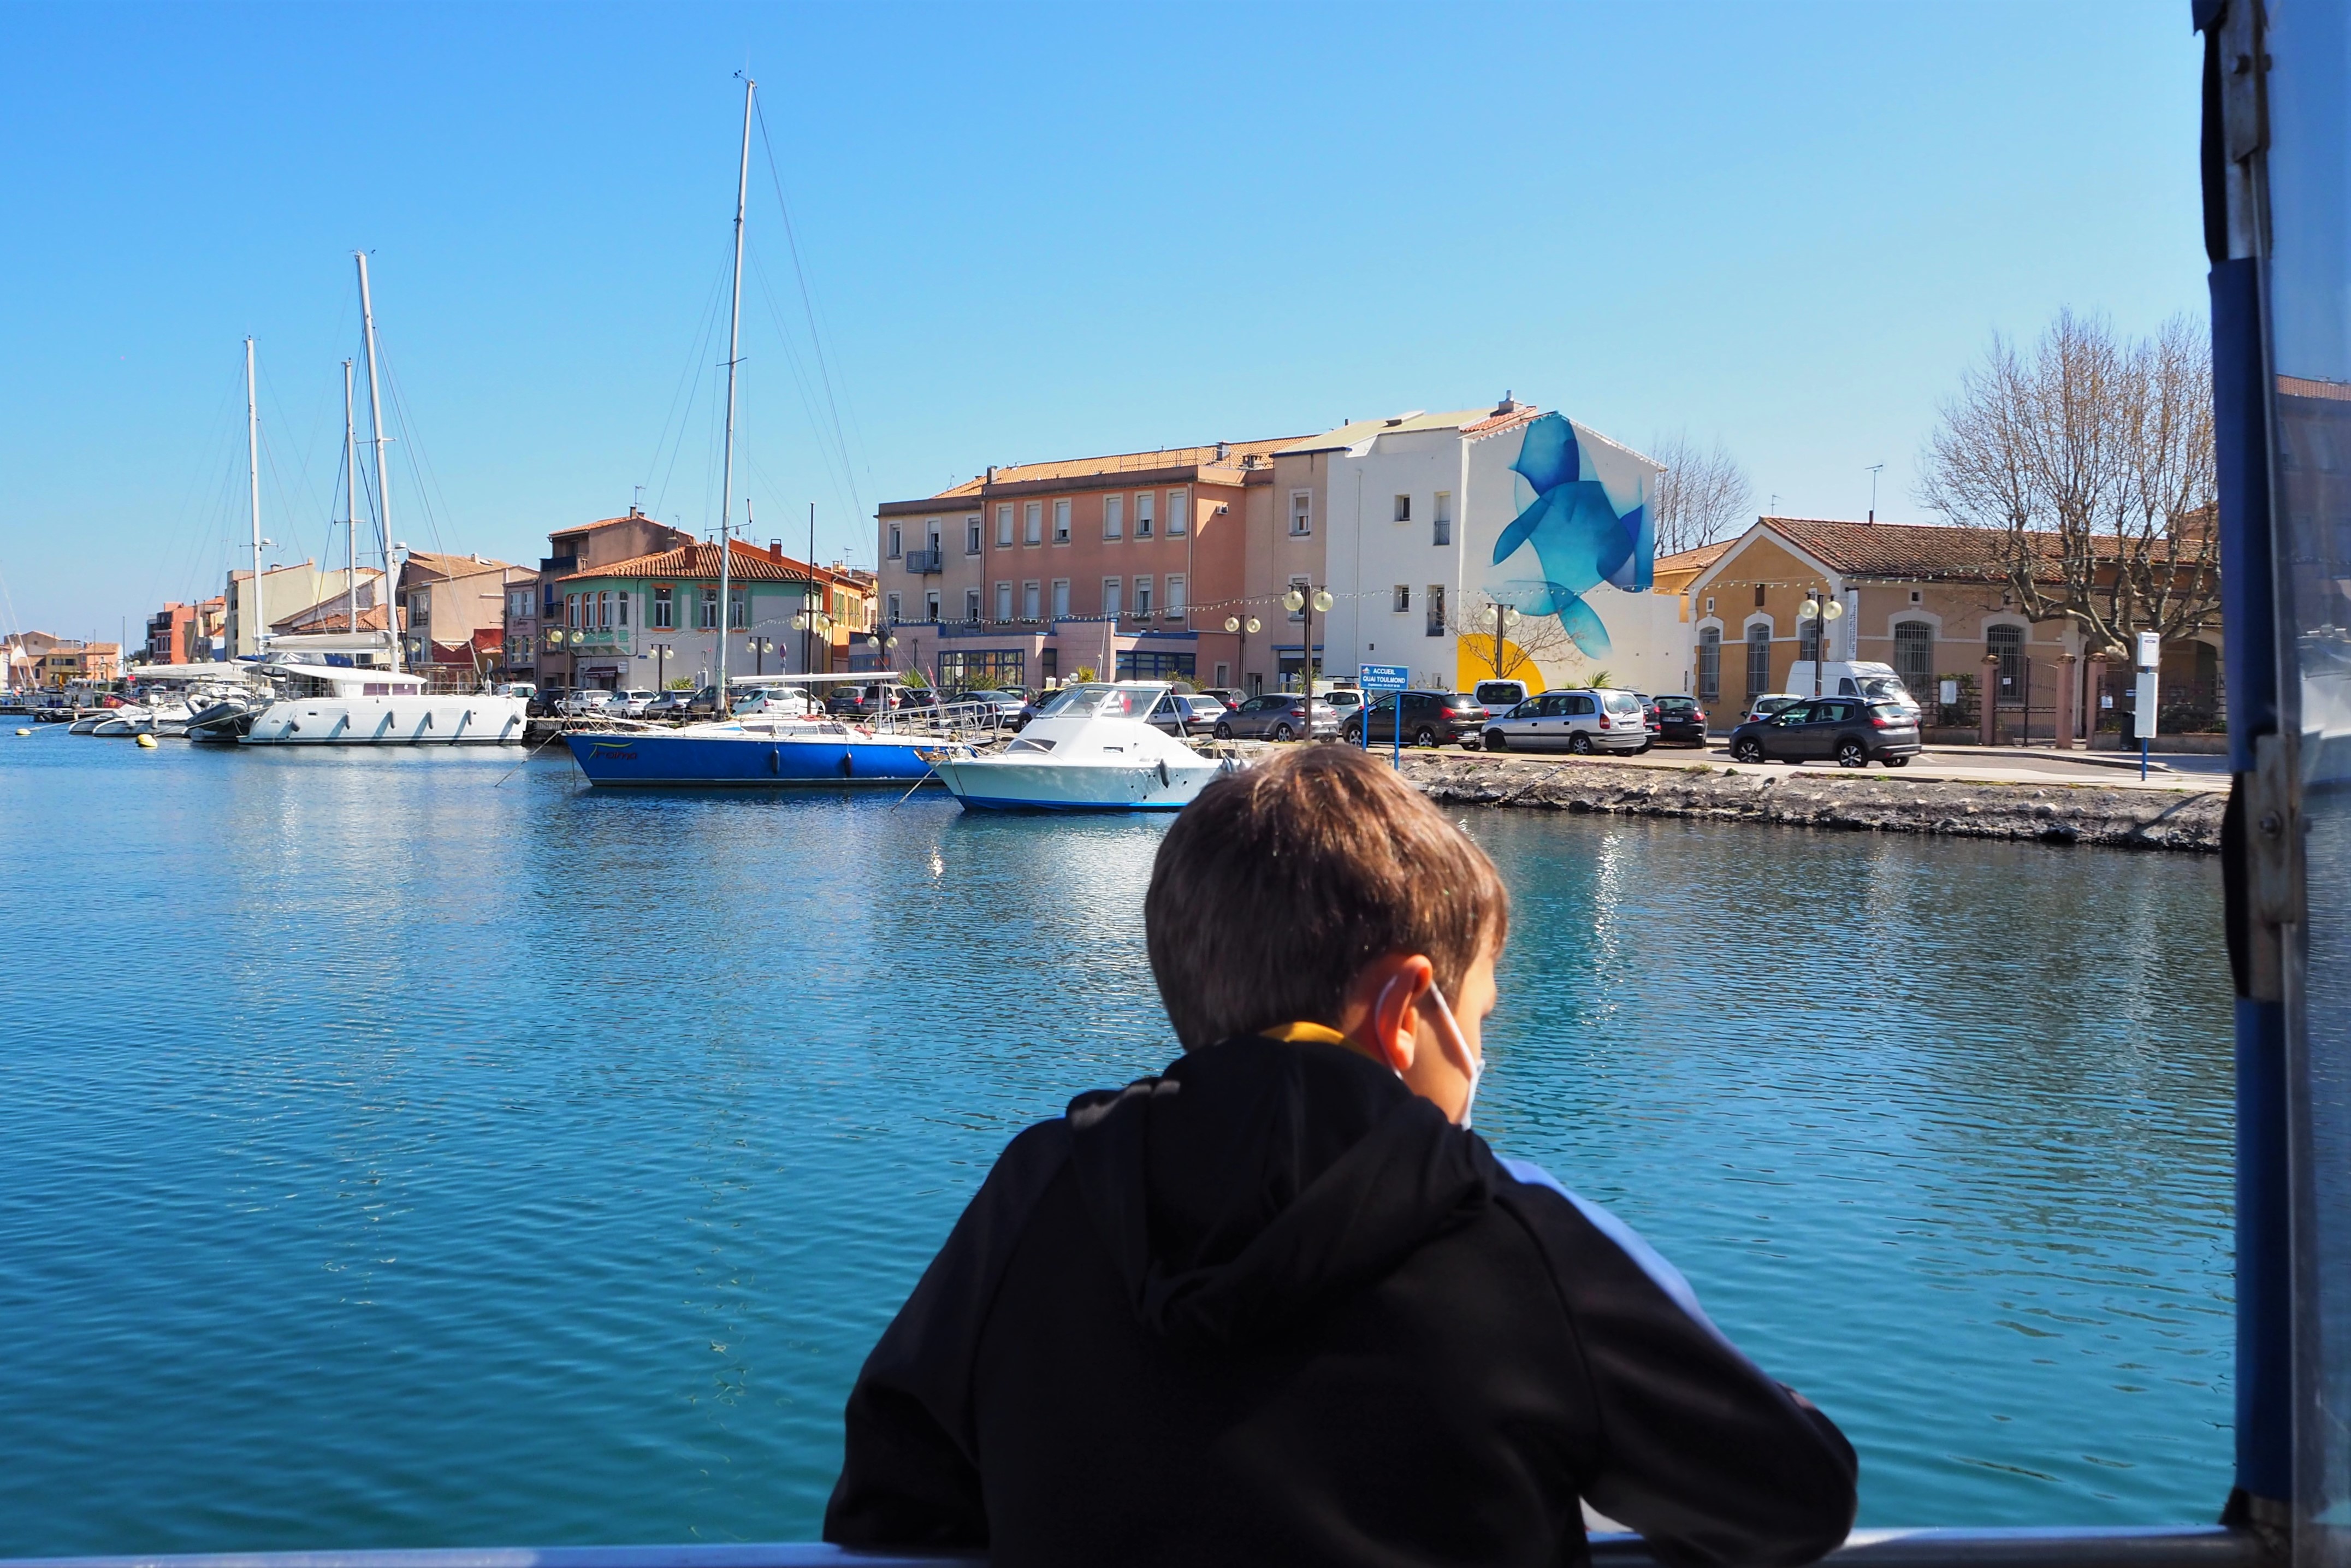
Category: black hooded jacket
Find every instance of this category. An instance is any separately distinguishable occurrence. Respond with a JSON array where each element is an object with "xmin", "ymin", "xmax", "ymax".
[{"xmin": 824, "ymin": 1035, "xmax": 1857, "ymax": 1567}]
